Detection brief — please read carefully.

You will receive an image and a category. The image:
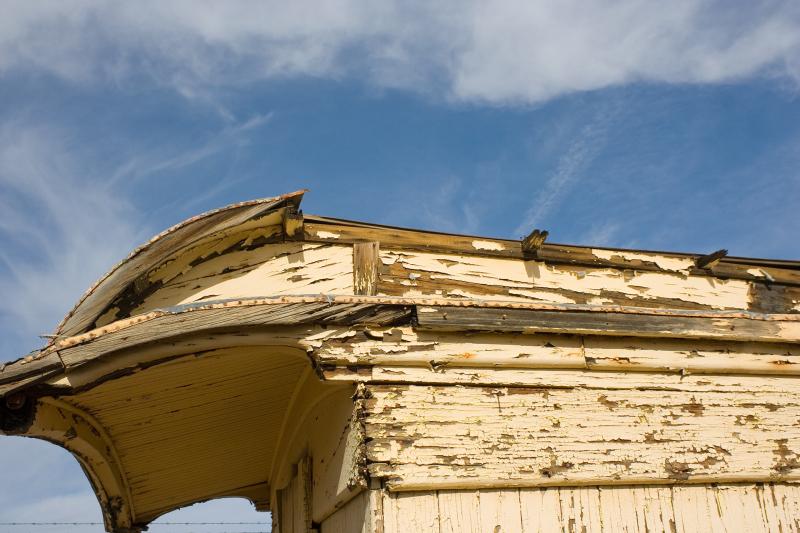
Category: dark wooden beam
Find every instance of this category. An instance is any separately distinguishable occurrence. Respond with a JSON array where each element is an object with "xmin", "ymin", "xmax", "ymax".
[
  {"xmin": 695, "ymin": 249, "xmax": 728, "ymax": 269},
  {"xmin": 521, "ymin": 229, "xmax": 548, "ymax": 257},
  {"xmin": 353, "ymin": 242, "xmax": 380, "ymax": 296},
  {"xmin": 415, "ymin": 305, "xmax": 793, "ymax": 343}
]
